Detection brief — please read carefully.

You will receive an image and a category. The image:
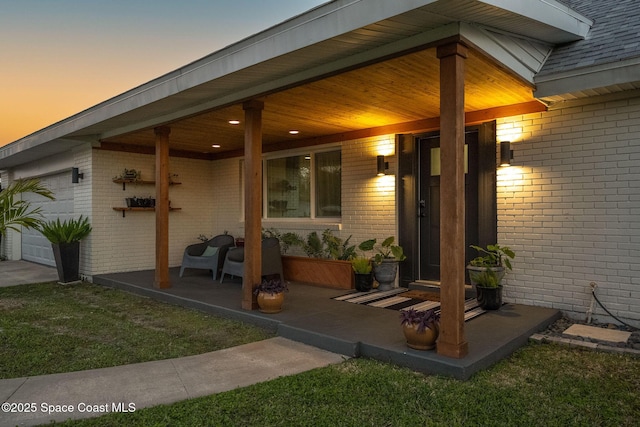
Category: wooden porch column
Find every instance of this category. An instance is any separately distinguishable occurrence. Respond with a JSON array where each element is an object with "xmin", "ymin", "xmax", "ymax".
[
  {"xmin": 154, "ymin": 125, "xmax": 171, "ymax": 289},
  {"xmin": 242, "ymin": 100, "xmax": 264, "ymax": 310},
  {"xmin": 436, "ymin": 42, "xmax": 469, "ymax": 358}
]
